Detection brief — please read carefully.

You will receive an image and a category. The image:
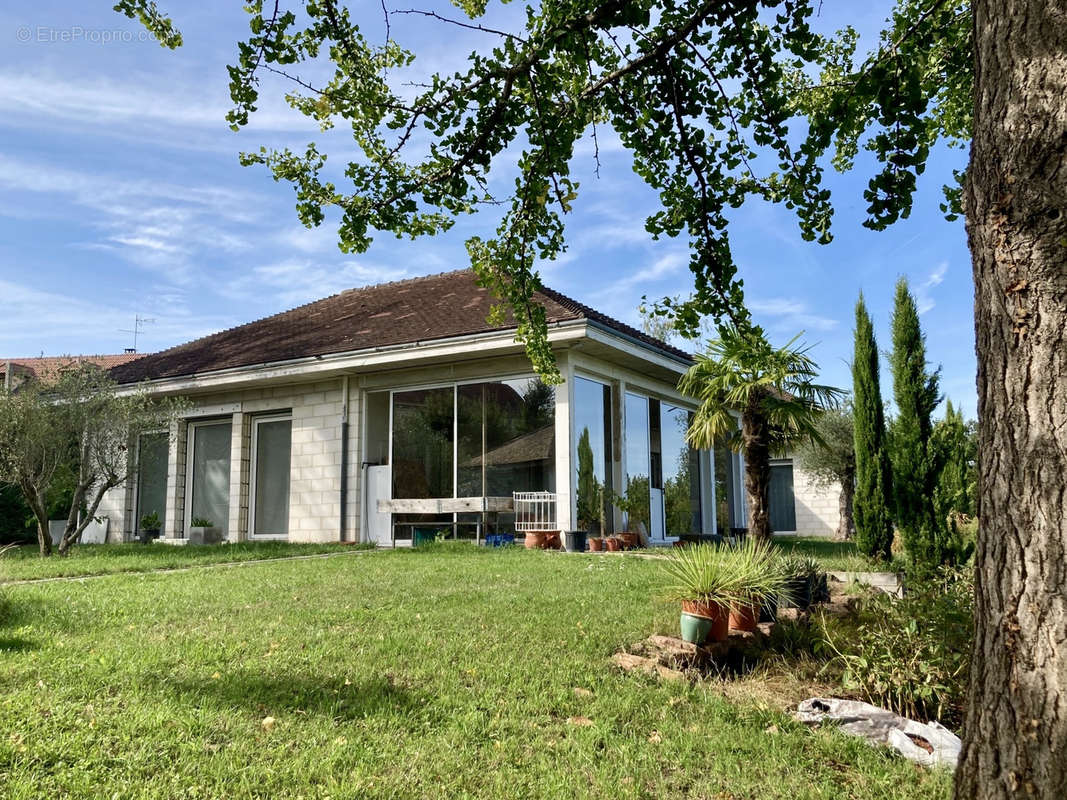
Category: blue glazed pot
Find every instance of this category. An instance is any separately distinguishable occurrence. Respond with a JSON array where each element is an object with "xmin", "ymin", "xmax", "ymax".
[{"xmin": 679, "ymin": 612, "xmax": 714, "ymax": 645}]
